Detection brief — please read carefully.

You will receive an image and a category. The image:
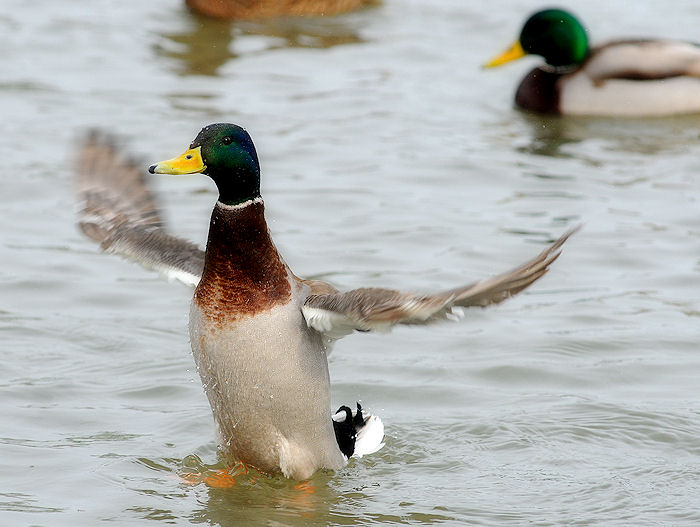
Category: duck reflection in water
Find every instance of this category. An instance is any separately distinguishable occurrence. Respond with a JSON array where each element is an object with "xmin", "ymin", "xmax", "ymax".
[{"xmin": 155, "ymin": 2, "xmax": 378, "ymax": 76}]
